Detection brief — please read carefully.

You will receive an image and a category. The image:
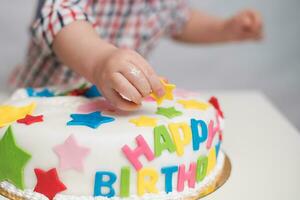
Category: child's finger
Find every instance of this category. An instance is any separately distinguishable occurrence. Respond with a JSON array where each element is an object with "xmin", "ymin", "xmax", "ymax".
[
  {"xmin": 243, "ymin": 10, "xmax": 262, "ymax": 34},
  {"xmin": 120, "ymin": 65, "xmax": 151, "ymax": 97},
  {"xmin": 110, "ymin": 72, "xmax": 142, "ymax": 104},
  {"xmin": 102, "ymin": 86, "xmax": 141, "ymax": 111},
  {"xmin": 243, "ymin": 14, "xmax": 262, "ymax": 39},
  {"xmin": 148, "ymin": 73, "xmax": 165, "ymax": 97},
  {"xmin": 251, "ymin": 11, "xmax": 263, "ymax": 35},
  {"xmin": 249, "ymin": 11, "xmax": 261, "ymax": 29},
  {"xmin": 240, "ymin": 13, "xmax": 252, "ymax": 31},
  {"xmin": 131, "ymin": 56, "xmax": 165, "ymax": 97}
]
